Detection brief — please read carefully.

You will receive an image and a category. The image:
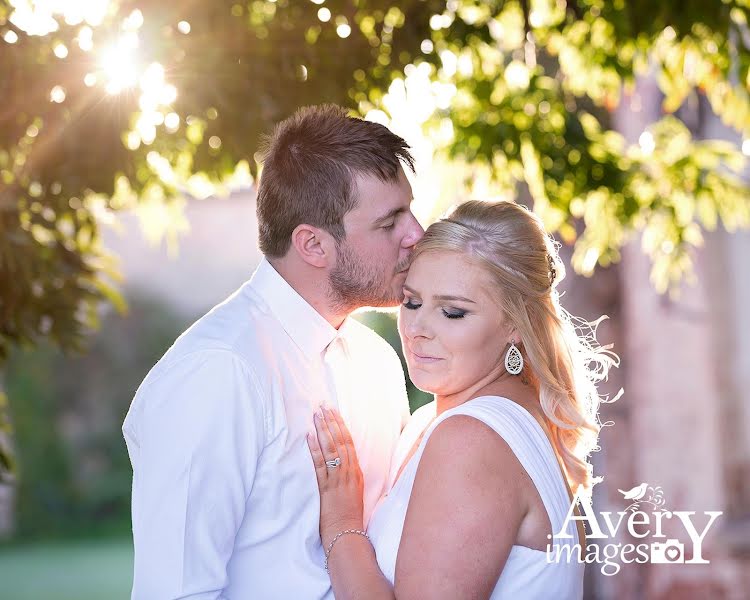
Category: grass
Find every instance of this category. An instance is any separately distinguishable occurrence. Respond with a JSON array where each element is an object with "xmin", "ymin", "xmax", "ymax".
[{"xmin": 0, "ymin": 537, "xmax": 133, "ymax": 600}]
